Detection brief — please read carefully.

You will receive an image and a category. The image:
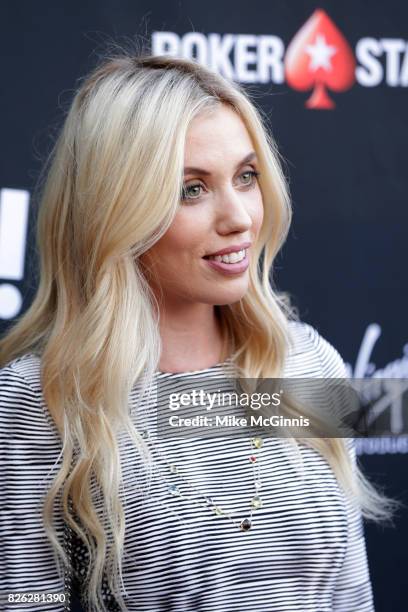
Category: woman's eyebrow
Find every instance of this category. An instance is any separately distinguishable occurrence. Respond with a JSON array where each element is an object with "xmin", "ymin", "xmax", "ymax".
[{"xmin": 183, "ymin": 151, "xmax": 257, "ymax": 176}]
